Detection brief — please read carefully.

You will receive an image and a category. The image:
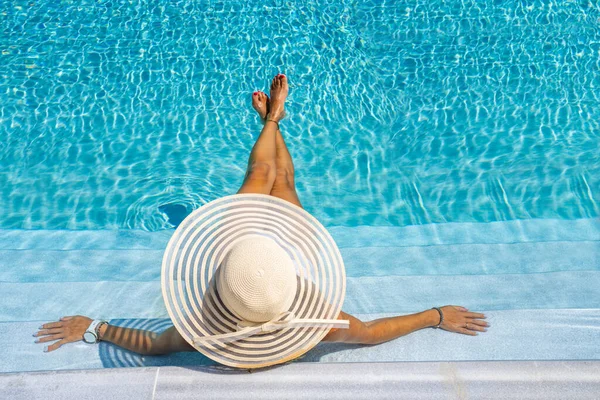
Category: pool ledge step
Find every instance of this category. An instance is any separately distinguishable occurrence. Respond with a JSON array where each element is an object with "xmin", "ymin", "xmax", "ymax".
[{"xmin": 1, "ymin": 217, "xmax": 599, "ymax": 250}]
